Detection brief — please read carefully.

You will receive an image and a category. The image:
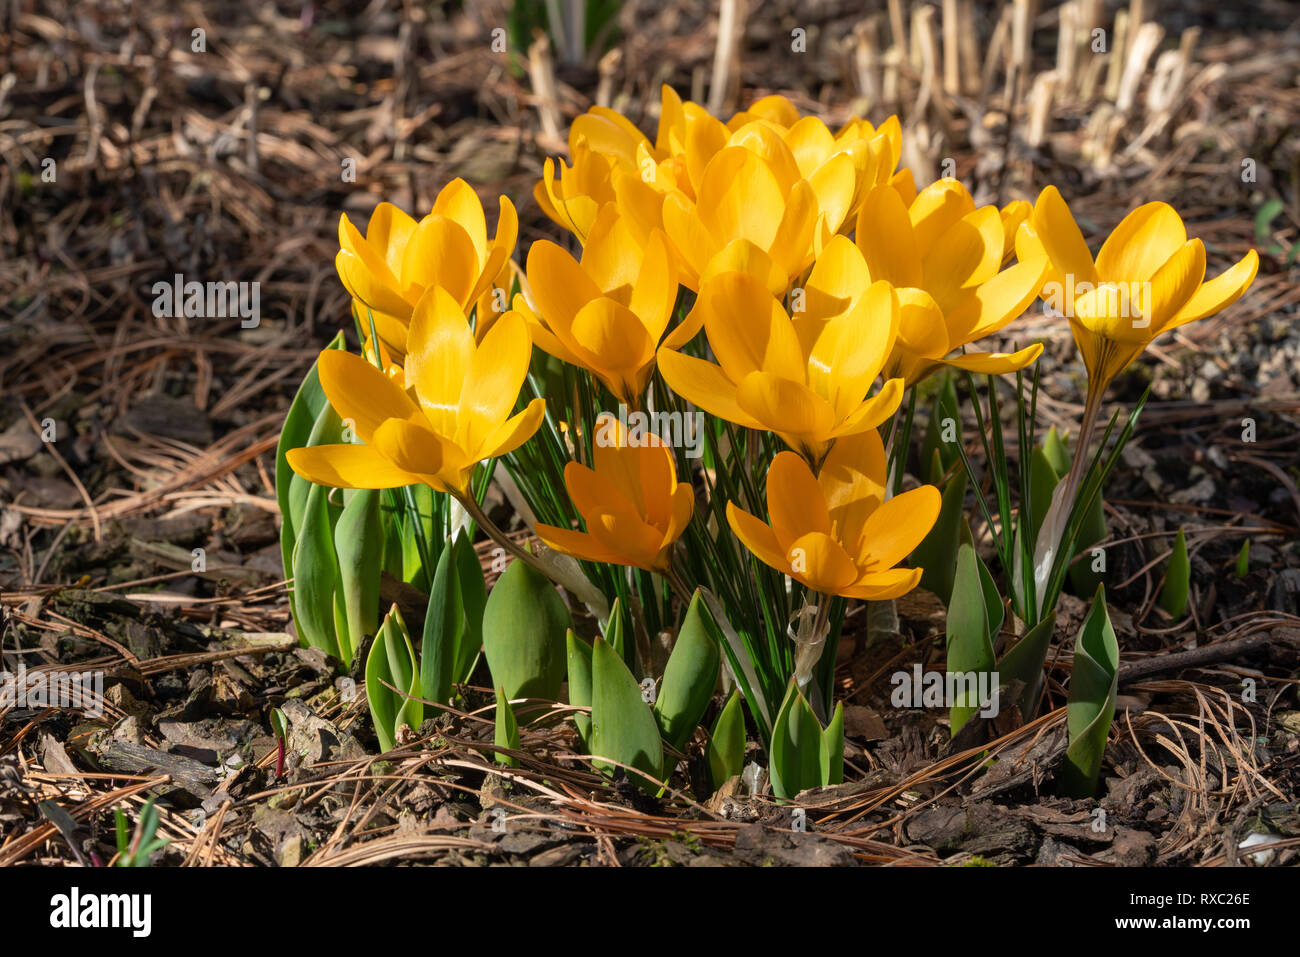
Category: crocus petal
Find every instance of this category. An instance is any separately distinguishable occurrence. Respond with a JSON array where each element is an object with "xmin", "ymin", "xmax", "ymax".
[
  {"xmin": 431, "ymin": 178, "xmax": 489, "ymax": 260},
  {"xmin": 533, "ymin": 523, "xmax": 628, "ymax": 566},
  {"xmin": 1143, "ymin": 238, "xmax": 1205, "ymax": 330},
  {"xmin": 460, "ymin": 311, "xmax": 535, "ymax": 451},
  {"xmin": 941, "ymin": 343, "xmax": 1043, "ymax": 375},
  {"xmin": 317, "ymin": 349, "xmax": 419, "ymax": 444},
  {"xmin": 1162, "ymin": 249, "xmax": 1259, "ymax": 332},
  {"xmin": 700, "ymin": 272, "xmax": 806, "ymax": 383},
  {"xmin": 480, "ymin": 397, "xmax": 547, "ymax": 460},
  {"xmin": 656, "ymin": 349, "xmax": 763, "ymax": 428},
  {"xmin": 1094, "ymin": 201, "xmax": 1187, "ymax": 282},
  {"xmin": 726, "ymin": 501, "xmax": 794, "ymax": 574},
  {"xmin": 1030, "ymin": 185, "xmax": 1097, "ymax": 288},
  {"xmin": 765, "ymin": 451, "xmax": 832, "ymax": 548},
  {"xmin": 909, "ymin": 179, "xmax": 976, "ymax": 253},
  {"xmin": 785, "ymin": 531, "xmax": 859, "ymax": 593},
  {"xmin": 841, "ymin": 567, "xmax": 923, "ymax": 600},
  {"xmin": 406, "ymin": 286, "xmax": 475, "ymax": 436},
  {"xmin": 526, "ymin": 240, "xmax": 604, "ymax": 335},
  {"xmin": 401, "ymin": 216, "xmax": 479, "ymax": 304},
  {"xmin": 858, "ymin": 484, "xmax": 941, "ymax": 570},
  {"xmin": 855, "ymin": 185, "xmax": 922, "ymax": 287},
  {"xmin": 735, "ymin": 372, "xmax": 836, "ymax": 442},
  {"xmin": 287, "ymin": 443, "xmax": 425, "ymax": 490},
  {"xmin": 335, "ymin": 248, "xmax": 411, "ymax": 320},
  {"xmin": 818, "ymin": 429, "xmax": 888, "ymax": 557},
  {"xmin": 362, "ymin": 203, "xmax": 420, "ymax": 280},
  {"xmin": 921, "ymin": 205, "xmax": 1003, "ymax": 313},
  {"xmin": 826, "ymin": 379, "xmax": 904, "ymax": 438}
]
